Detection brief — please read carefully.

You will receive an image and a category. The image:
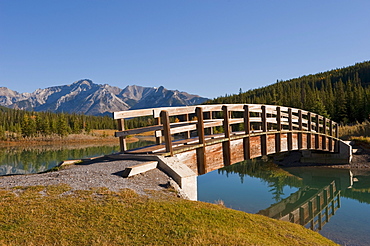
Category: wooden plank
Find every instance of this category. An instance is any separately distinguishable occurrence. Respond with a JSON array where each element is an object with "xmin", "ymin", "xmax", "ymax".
[
  {"xmin": 115, "ymin": 125, "xmax": 163, "ymax": 137},
  {"xmin": 117, "ymin": 119, "xmax": 127, "ymax": 152},
  {"xmin": 153, "ymin": 106, "xmax": 196, "ymax": 118},
  {"xmin": 160, "ymin": 110, "xmax": 173, "ymax": 156},
  {"xmin": 113, "ymin": 108, "xmax": 154, "ymax": 119}
]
